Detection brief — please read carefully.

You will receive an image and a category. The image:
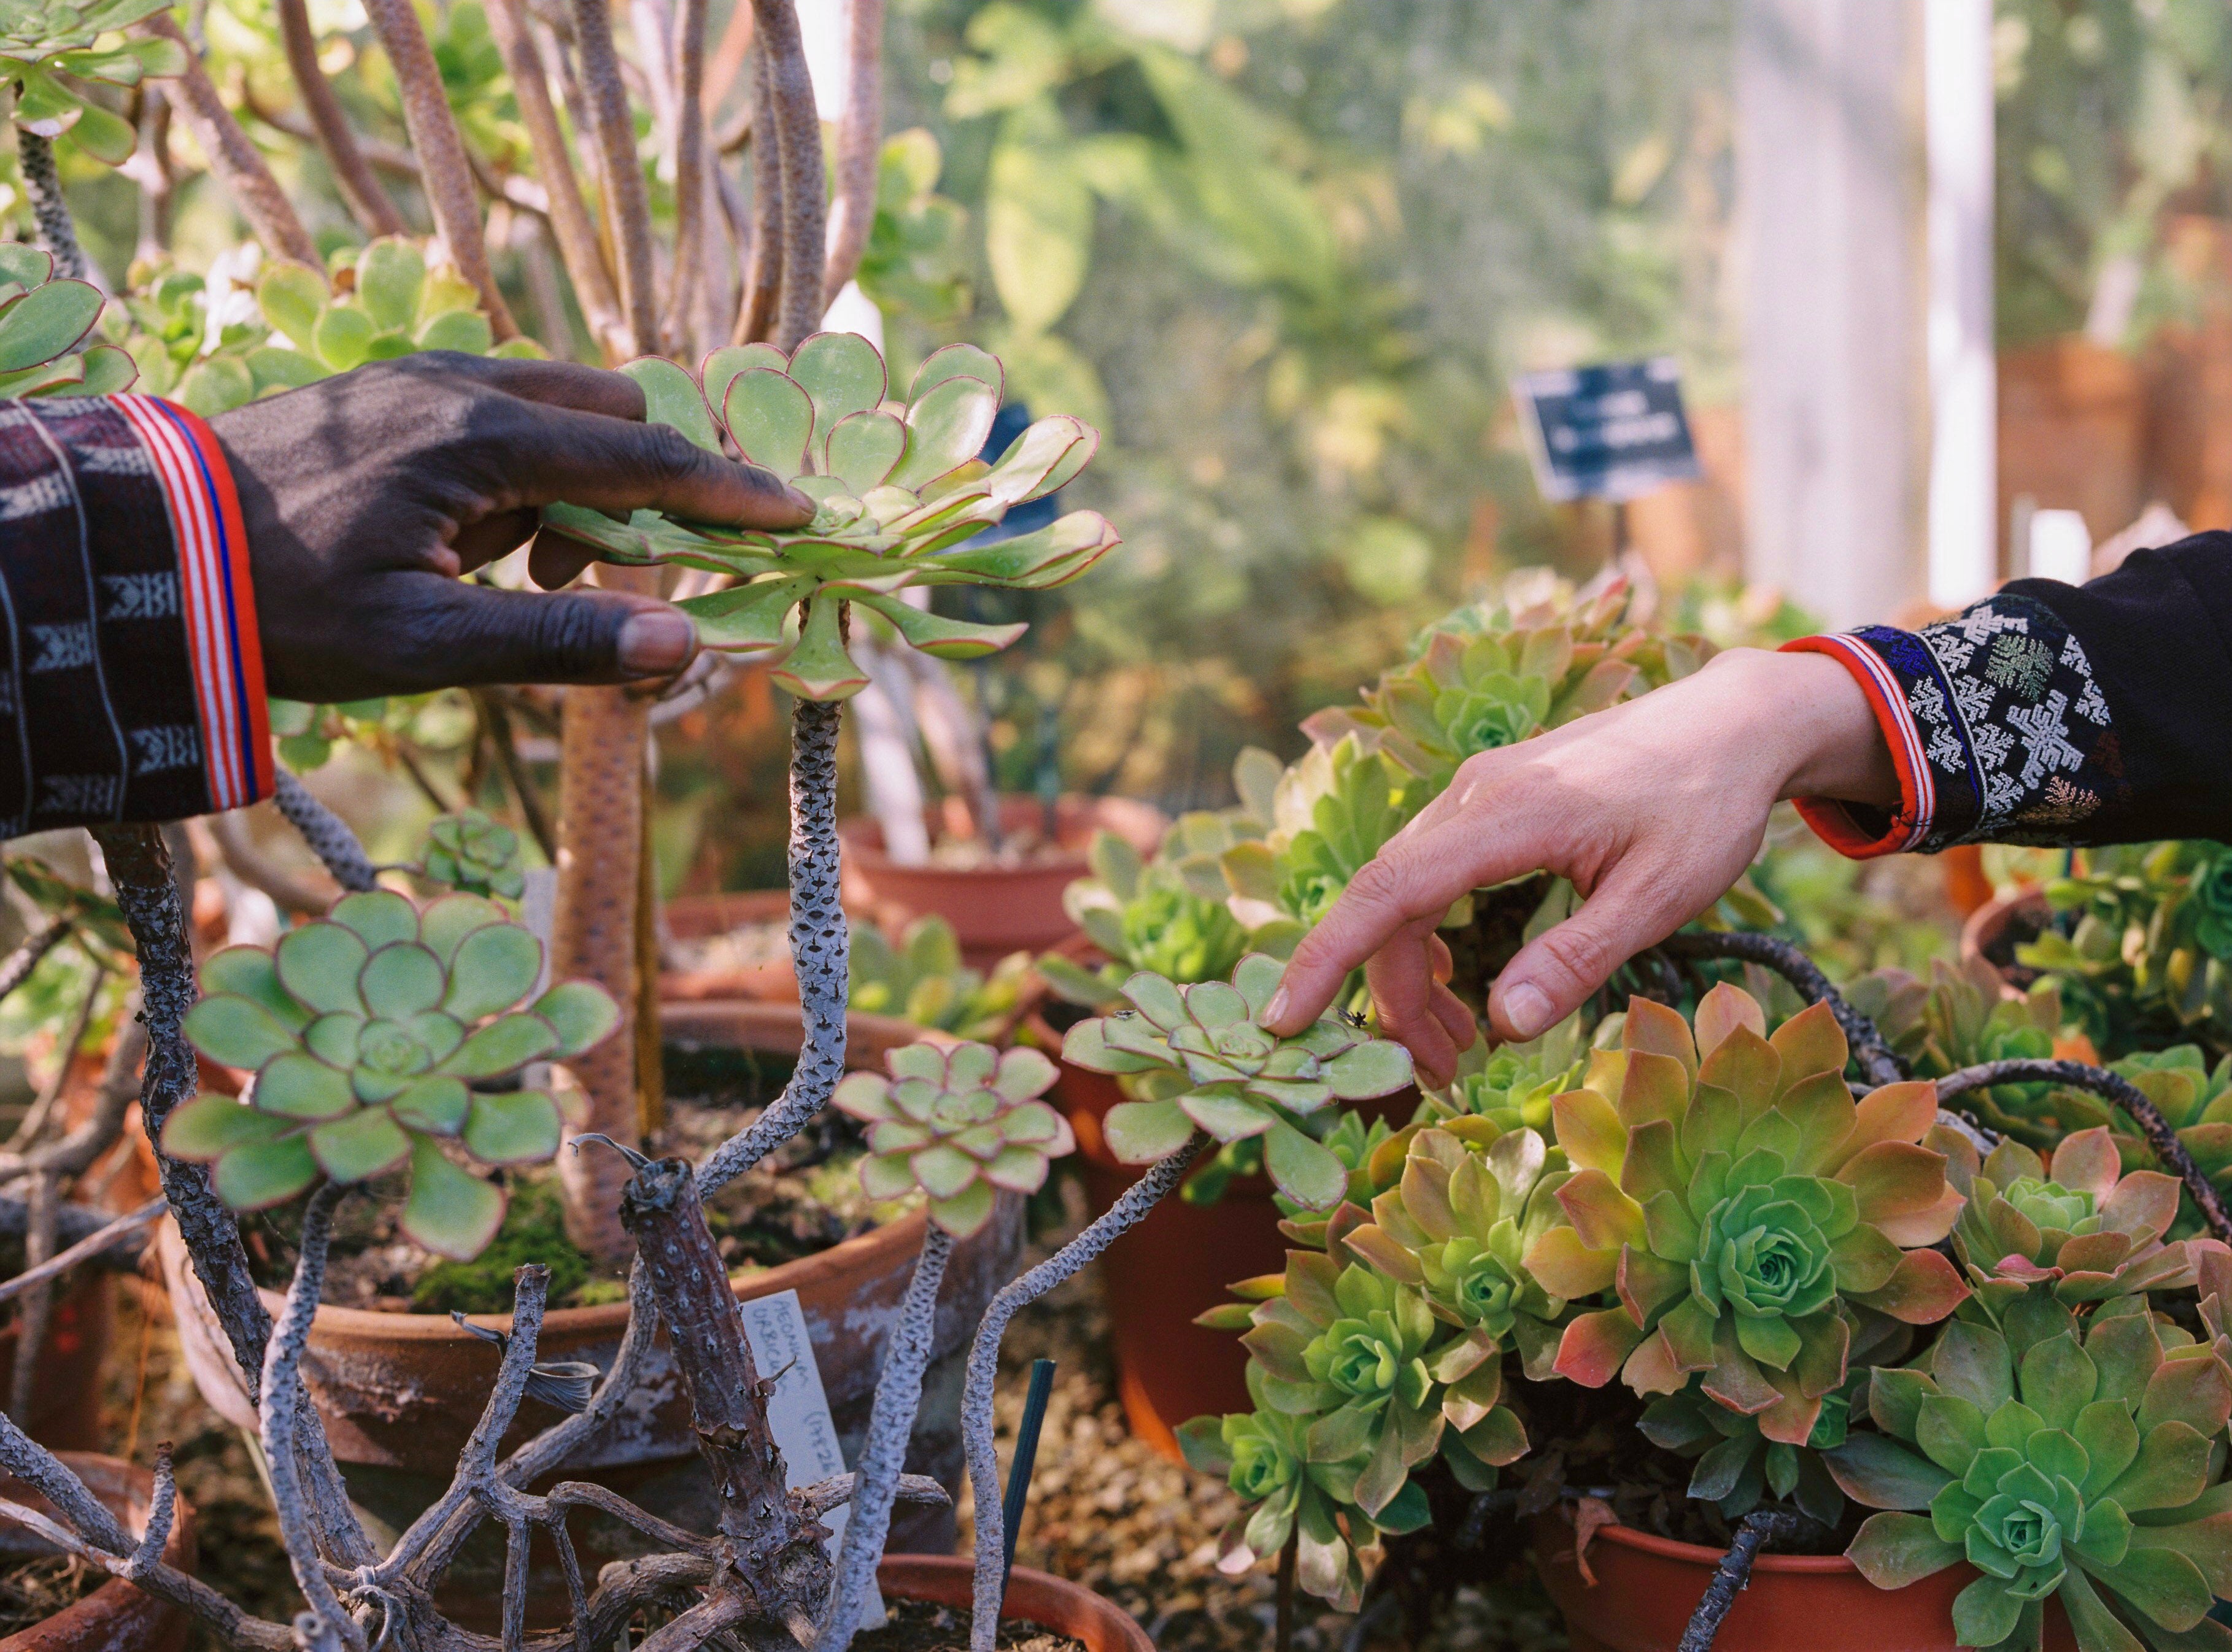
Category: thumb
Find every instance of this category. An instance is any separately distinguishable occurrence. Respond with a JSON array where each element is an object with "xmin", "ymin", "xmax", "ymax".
[
  {"xmin": 384, "ymin": 574, "xmax": 697, "ymax": 690},
  {"xmin": 1488, "ymin": 865, "xmax": 1689, "ymax": 1043}
]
